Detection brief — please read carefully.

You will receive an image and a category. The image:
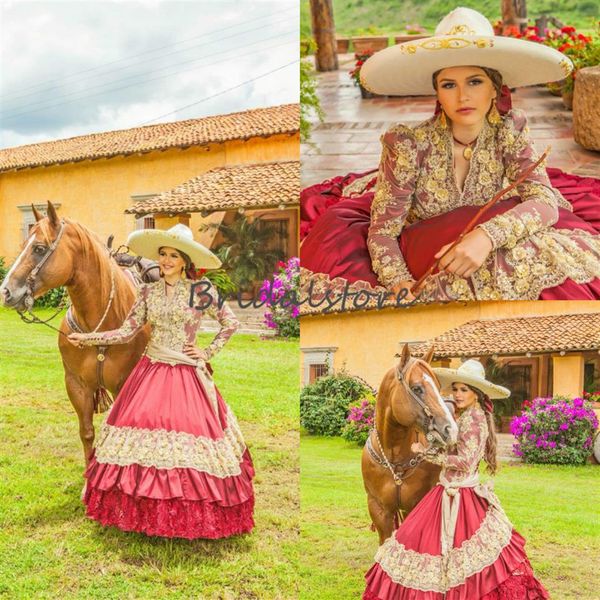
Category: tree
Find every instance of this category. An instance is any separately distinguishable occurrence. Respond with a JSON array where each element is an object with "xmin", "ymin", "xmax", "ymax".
[{"xmin": 309, "ymin": 0, "xmax": 338, "ymax": 72}]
